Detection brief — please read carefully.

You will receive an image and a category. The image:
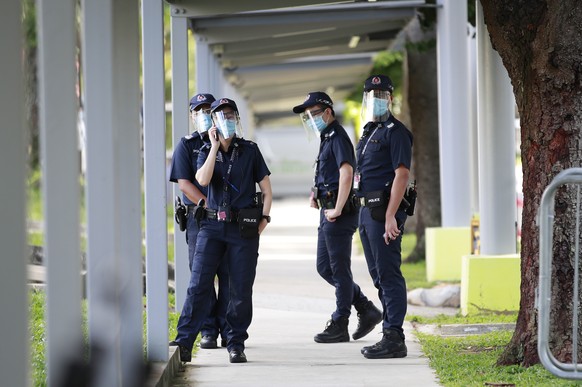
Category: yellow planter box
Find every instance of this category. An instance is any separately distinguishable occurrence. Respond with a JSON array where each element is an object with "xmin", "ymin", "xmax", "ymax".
[
  {"xmin": 425, "ymin": 227, "xmax": 471, "ymax": 282},
  {"xmin": 460, "ymin": 254, "xmax": 520, "ymax": 315}
]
